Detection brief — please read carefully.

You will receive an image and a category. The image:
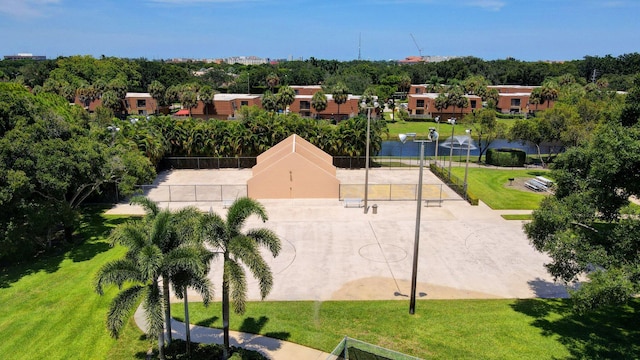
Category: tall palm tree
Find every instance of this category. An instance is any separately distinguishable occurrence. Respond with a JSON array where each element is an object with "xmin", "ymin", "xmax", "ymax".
[
  {"xmin": 311, "ymin": 90, "xmax": 328, "ymax": 119},
  {"xmin": 276, "ymin": 85, "xmax": 296, "ymax": 113},
  {"xmin": 434, "ymin": 92, "xmax": 449, "ymax": 117},
  {"xmin": 95, "ymin": 197, "xmax": 210, "ymax": 358},
  {"xmin": 148, "ymin": 80, "xmax": 166, "ymax": 115},
  {"xmin": 332, "ymin": 82, "xmax": 349, "ymax": 121},
  {"xmin": 201, "ymin": 197, "xmax": 281, "ymax": 360},
  {"xmin": 265, "ymin": 73, "xmax": 280, "ymax": 92}
]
